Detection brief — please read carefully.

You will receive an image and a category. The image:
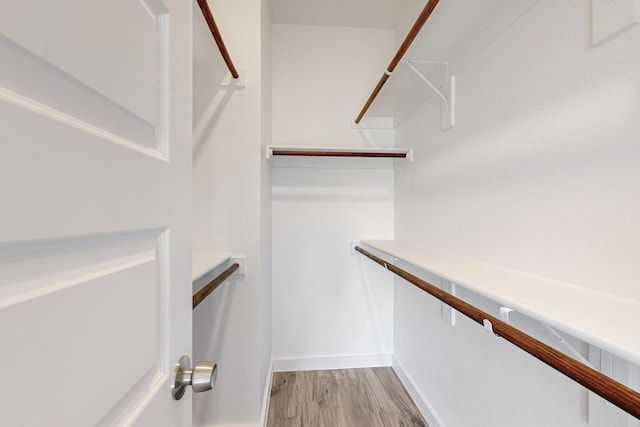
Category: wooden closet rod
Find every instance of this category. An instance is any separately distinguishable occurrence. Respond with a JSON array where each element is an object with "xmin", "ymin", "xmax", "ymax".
[
  {"xmin": 354, "ymin": 0, "xmax": 440, "ymax": 124},
  {"xmin": 271, "ymin": 149, "xmax": 407, "ymax": 158},
  {"xmin": 193, "ymin": 262, "xmax": 239, "ymax": 309},
  {"xmin": 355, "ymin": 245, "xmax": 640, "ymax": 419},
  {"xmin": 196, "ymin": 0, "xmax": 239, "ymax": 79}
]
